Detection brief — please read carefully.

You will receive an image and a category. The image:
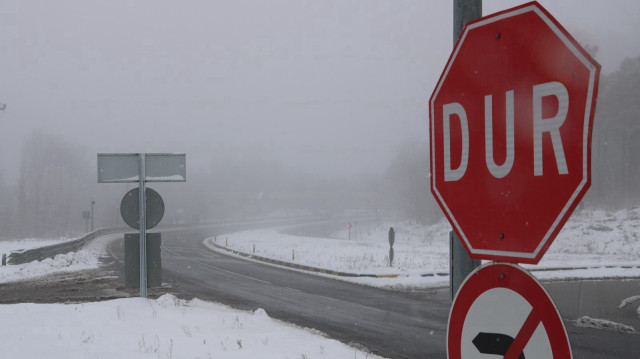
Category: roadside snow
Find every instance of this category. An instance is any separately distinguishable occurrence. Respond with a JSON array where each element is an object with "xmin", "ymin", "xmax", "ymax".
[
  {"xmin": 210, "ymin": 208, "xmax": 640, "ymax": 289},
  {"xmin": 618, "ymin": 295, "xmax": 640, "ymax": 309},
  {"xmin": 575, "ymin": 316, "xmax": 637, "ymax": 333},
  {"xmin": 0, "ymin": 232, "xmax": 122, "ymax": 284},
  {"xmin": 619, "ymin": 295, "xmax": 640, "ymax": 319},
  {"xmin": 0, "ymin": 293, "xmax": 382, "ymax": 359}
]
